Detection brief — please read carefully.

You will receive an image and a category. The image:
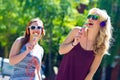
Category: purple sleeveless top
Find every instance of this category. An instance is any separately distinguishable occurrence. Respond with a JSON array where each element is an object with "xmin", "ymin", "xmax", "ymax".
[{"xmin": 56, "ymin": 43, "xmax": 95, "ymax": 80}]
